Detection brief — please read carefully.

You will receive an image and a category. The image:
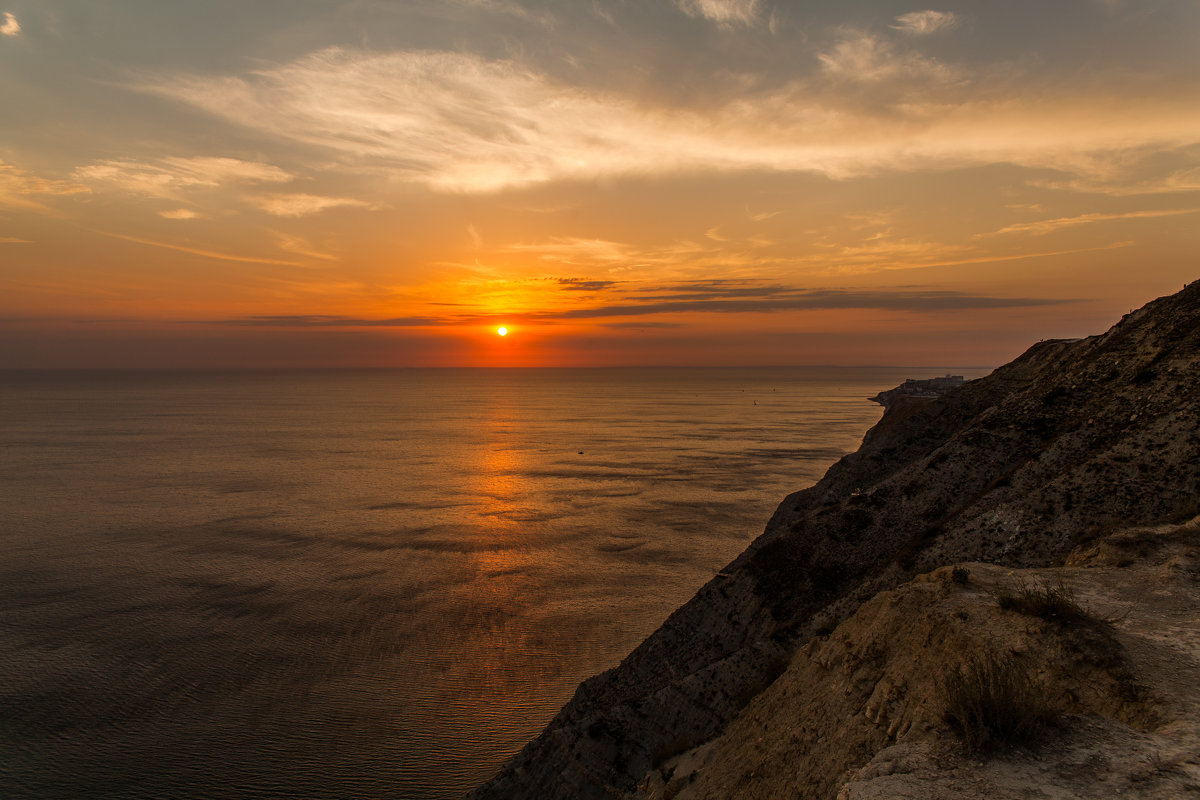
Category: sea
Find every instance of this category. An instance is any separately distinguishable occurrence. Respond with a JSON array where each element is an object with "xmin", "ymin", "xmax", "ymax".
[{"xmin": 0, "ymin": 367, "xmax": 955, "ymax": 799}]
